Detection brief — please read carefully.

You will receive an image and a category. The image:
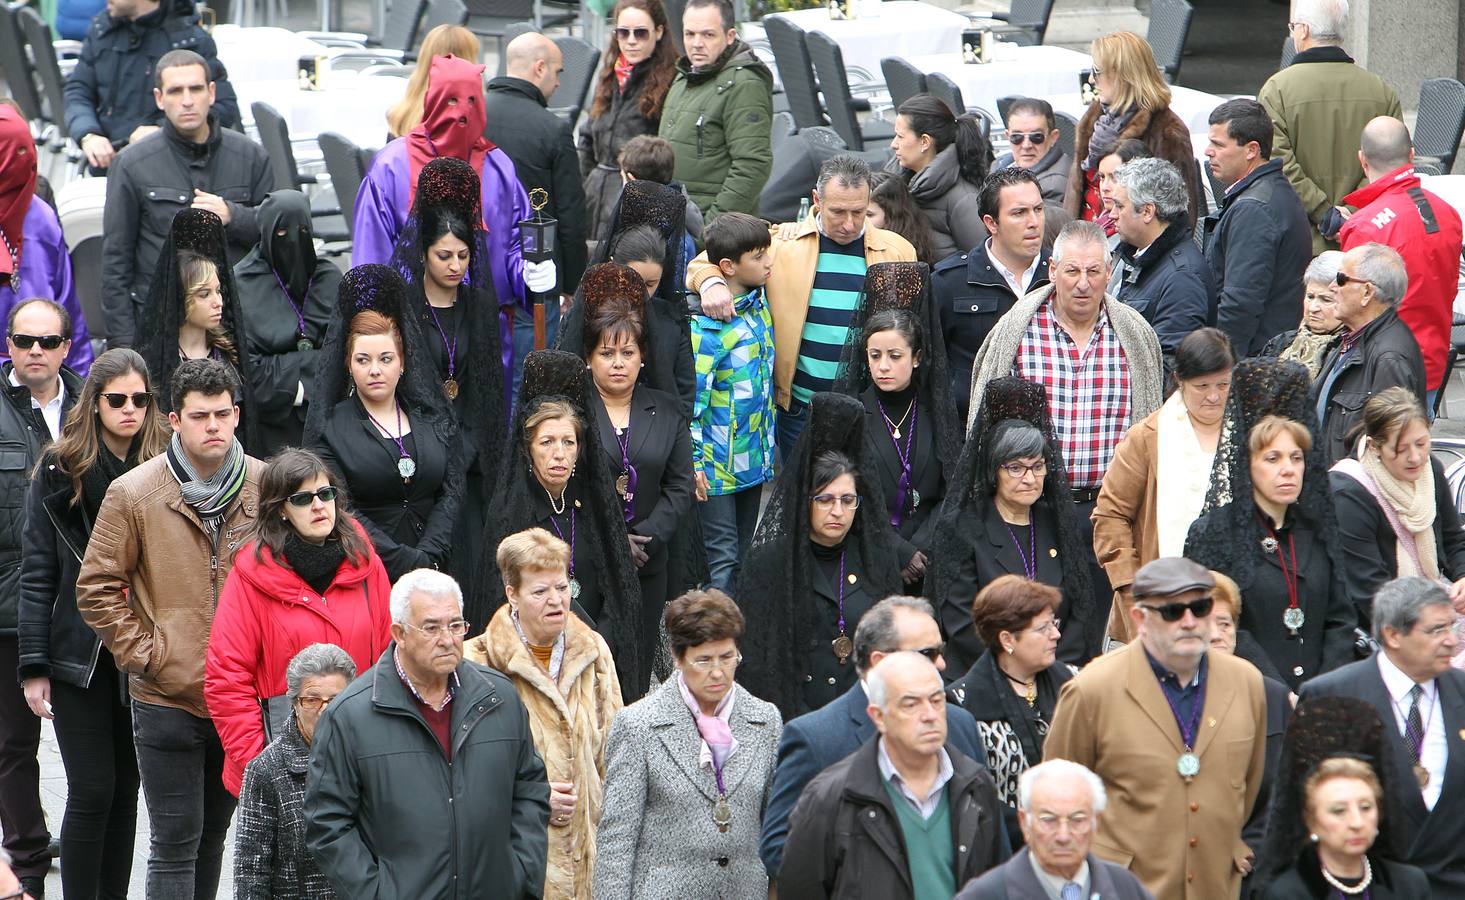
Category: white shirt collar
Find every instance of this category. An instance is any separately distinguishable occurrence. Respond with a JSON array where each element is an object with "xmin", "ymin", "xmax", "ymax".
[
  {"xmin": 1378, "ymin": 650, "xmax": 1436, "ymax": 704},
  {"xmin": 1029, "ymin": 851, "xmax": 1090, "ymax": 899},
  {"xmin": 876, "ymin": 737, "xmax": 954, "ymax": 819},
  {"xmin": 8, "ymin": 369, "xmax": 65, "ymax": 439},
  {"xmin": 986, "ymin": 238, "xmax": 1041, "ymax": 296}
]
